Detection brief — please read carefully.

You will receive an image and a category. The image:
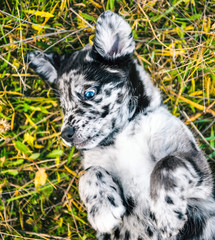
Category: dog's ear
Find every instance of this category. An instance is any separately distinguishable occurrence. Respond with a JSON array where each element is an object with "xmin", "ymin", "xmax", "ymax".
[
  {"xmin": 93, "ymin": 11, "xmax": 135, "ymax": 60},
  {"xmin": 25, "ymin": 51, "xmax": 61, "ymax": 83}
]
